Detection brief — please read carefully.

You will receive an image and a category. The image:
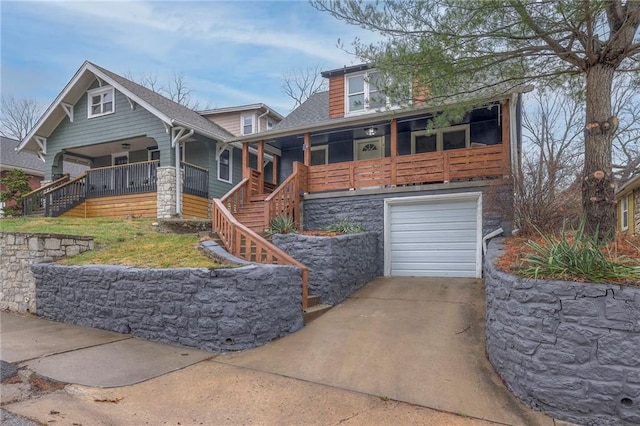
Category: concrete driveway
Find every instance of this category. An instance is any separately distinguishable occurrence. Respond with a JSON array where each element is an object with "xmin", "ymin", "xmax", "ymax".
[{"xmin": 2, "ymin": 277, "xmax": 554, "ymax": 425}]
